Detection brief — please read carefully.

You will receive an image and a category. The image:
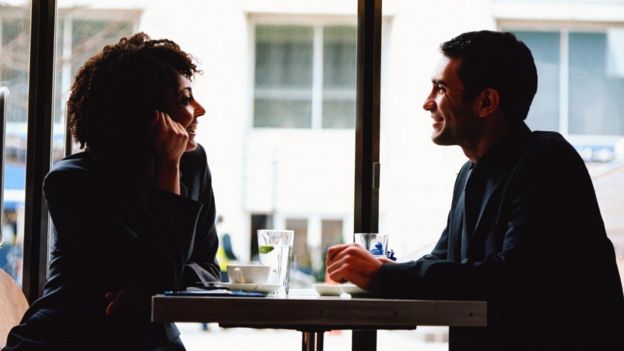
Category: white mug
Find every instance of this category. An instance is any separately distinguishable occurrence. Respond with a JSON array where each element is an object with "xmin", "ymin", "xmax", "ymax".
[{"xmin": 227, "ymin": 264, "xmax": 270, "ymax": 284}]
